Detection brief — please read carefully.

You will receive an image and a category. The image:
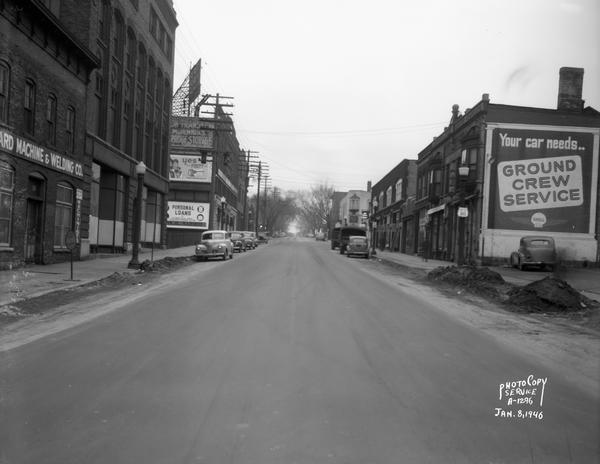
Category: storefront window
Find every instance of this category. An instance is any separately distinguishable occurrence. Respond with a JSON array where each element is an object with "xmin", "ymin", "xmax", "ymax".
[
  {"xmin": 0, "ymin": 162, "xmax": 14, "ymax": 245},
  {"xmin": 54, "ymin": 183, "xmax": 74, "ymax": 247}
]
